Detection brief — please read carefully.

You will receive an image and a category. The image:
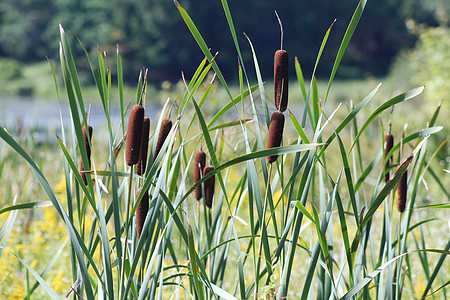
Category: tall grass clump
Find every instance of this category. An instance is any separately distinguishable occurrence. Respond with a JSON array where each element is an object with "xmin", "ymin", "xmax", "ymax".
[{"xmin": 0, "ymin": 0, "xmax": 448, "ymax": 299}]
